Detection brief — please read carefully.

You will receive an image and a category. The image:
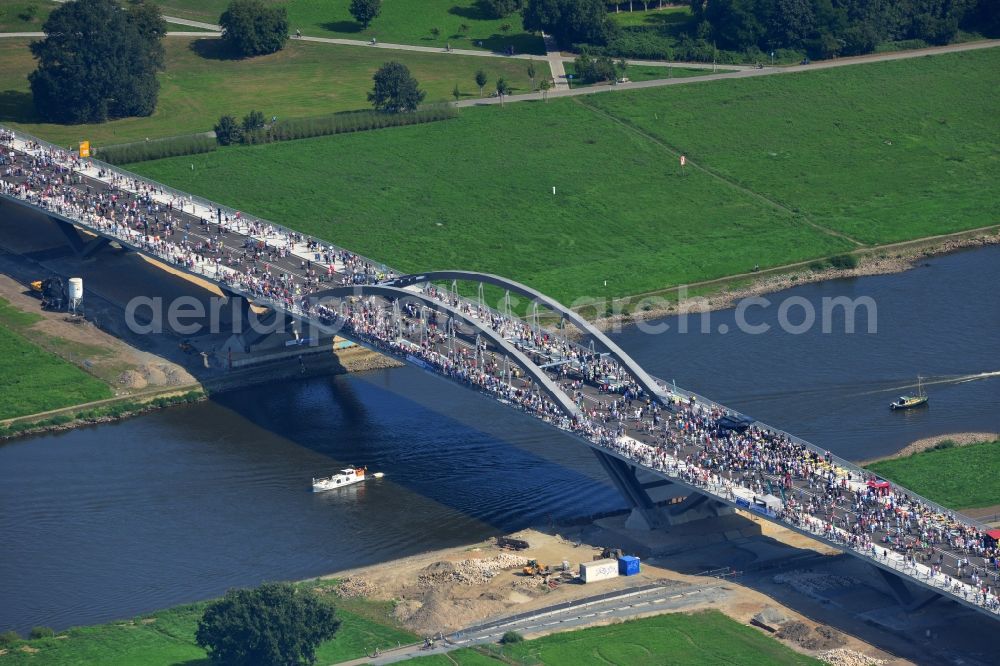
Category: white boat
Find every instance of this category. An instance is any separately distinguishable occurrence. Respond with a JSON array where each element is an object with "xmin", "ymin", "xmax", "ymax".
[{"xmin": 312, "ymin": 467, "xmax": 384, "ymax": 492}]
